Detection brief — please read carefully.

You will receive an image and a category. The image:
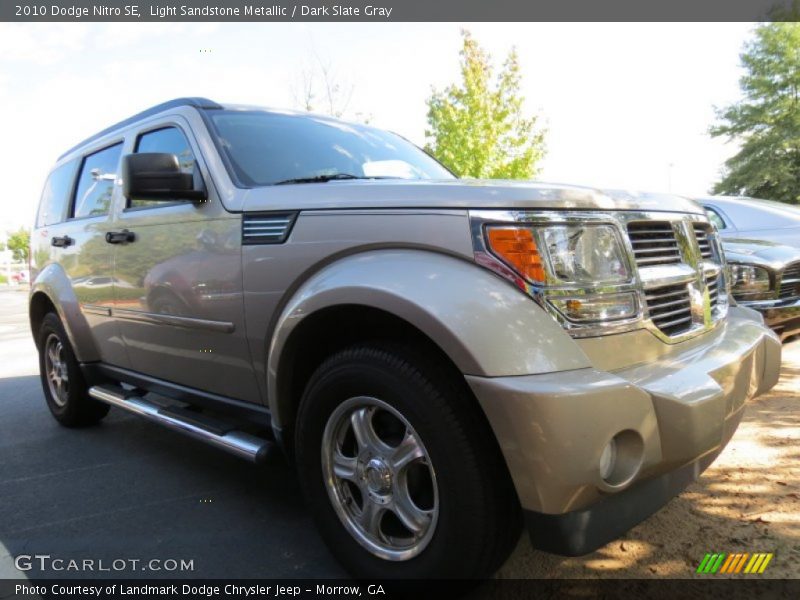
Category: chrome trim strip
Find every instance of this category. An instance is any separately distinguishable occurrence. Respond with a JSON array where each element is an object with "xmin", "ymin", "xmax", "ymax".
[
  {"xmin": 113, "ymin": 307, "xmax": 235, "ymax": 333},
  {"xmin": 82, "ymin": 304, "xmax": 112, "ymax": 317}
]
